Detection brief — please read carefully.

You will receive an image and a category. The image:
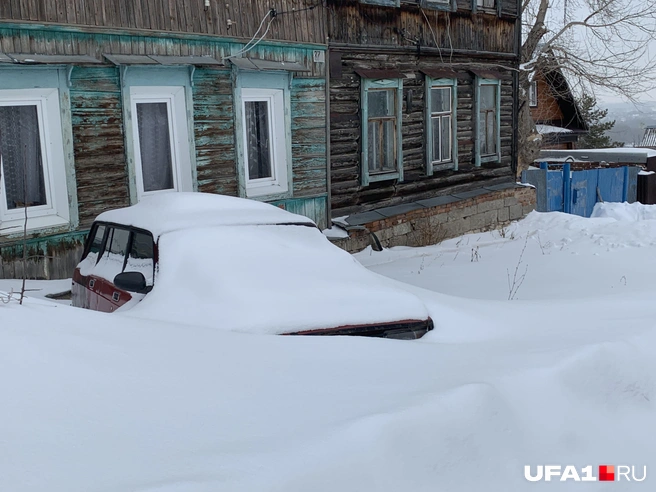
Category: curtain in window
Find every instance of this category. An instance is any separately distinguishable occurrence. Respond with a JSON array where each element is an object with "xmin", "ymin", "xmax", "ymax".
[
  {"xmin": 245, "ymin": 101, "xmax": 272, "ymax": 180},
  {"xmin": 0, "ymin": 105, "xmax": 46, "ymax": 210},
  {"xmin": 136, "ymin": 102, "xmax": 174, "ymax": 192}
]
